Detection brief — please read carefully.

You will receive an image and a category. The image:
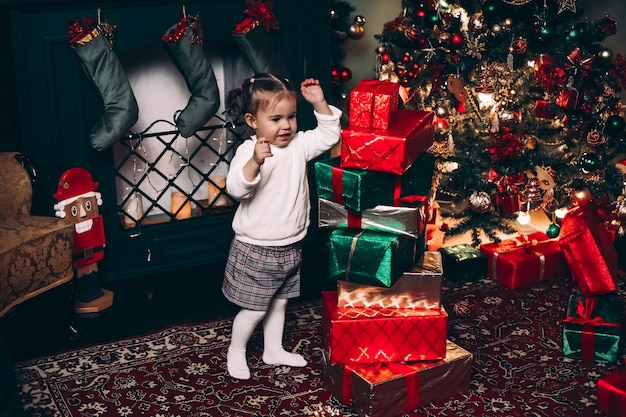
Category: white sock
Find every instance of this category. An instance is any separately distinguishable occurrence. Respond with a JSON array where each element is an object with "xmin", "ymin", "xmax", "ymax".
[
  {"xmin": 227, "ymin": 308, "xmax": 265, "ymax": 380},
  {"xmin": 262, "ymin": 298, "xmax": 307, "ymax": 367},
  {"xmin": 227, "ymin": 347, "xmax": 250, "ymax": 380}
]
